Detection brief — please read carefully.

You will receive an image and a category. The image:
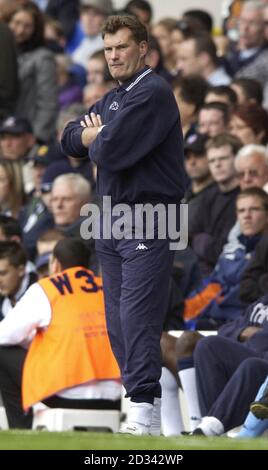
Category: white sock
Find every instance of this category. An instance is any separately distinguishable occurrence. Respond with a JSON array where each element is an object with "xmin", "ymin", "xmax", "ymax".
[
  {"xmin": 128, "ymin": 402, "xmax": 153, "ymax": 427},
  {"xmin": 160, "ymin": 367, "xmax": 184, "ymax": 436},
  {"xmin": 150, "ymin": 397, "xmax": 161, "ymax": 436},
  {"xmin": 179, "ymin": 367, "xmax": 201, "ymax": 431},
  {"xmin": 198, "ymin": 416, "xmax": 224, "ymax": 436}
]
